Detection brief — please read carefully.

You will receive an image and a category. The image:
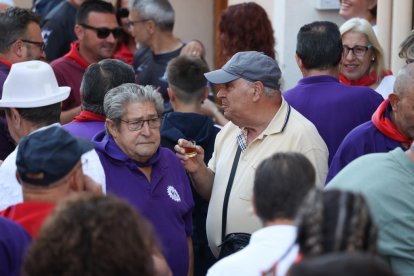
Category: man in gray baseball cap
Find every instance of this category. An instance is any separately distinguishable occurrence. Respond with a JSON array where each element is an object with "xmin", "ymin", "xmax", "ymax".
[{"xmin": 175, "ymin": 51, "xmax": 328, "ymax": 258}]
